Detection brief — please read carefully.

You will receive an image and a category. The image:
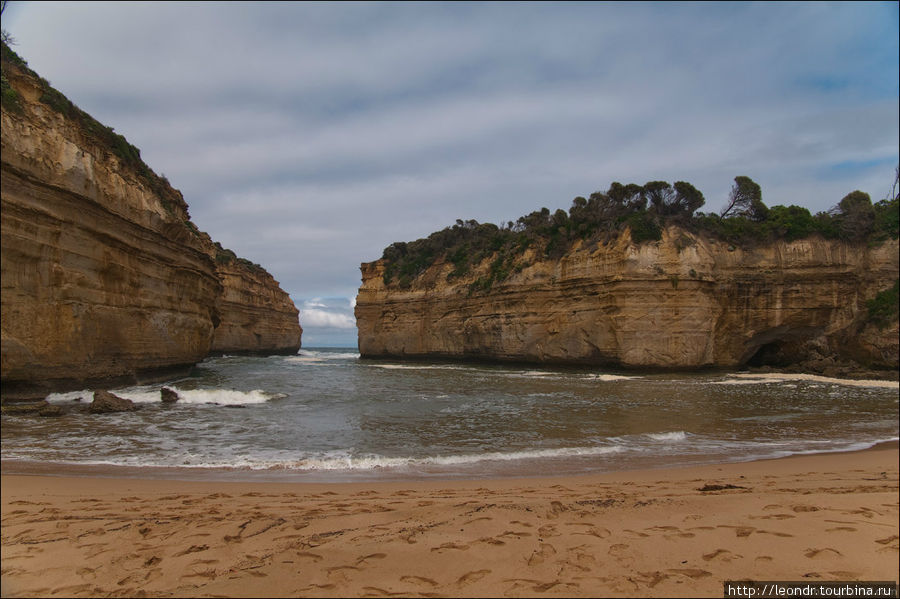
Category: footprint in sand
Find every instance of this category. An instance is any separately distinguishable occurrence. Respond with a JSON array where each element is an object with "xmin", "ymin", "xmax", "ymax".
[
  {"xmin": 792, "ymin": 505, "xmax": 820, "ymax": 513},
  {"xmin": 400, "ymin": 575, "xmax": 439, "ymax": 587},
  {"xmin": 546, "ymin": 501, "xmax": 567, "ymax": 519},
  {"xmin": 636, "ymin": 570, "xmax": 669, "ymax": 588},
  {"xmin": 174, "ymin": 544, "xmax": 209, "ymax": 556},
  {"xmin": 667, "ymin": 568, "xmax": 712, "ymax": 579},
  {"xmin": 325, "ymin": 565, "xmax": 360, "ymax": 584},
  {"xmin": 623, "ymin": 529, "xmax": 649, "ymax": 538},
  {"xmin": 431, "ymin": 542, "xmax": 469, "ymax": 552},
  {"xmin": 537, "ymin": 524, "xmax": 558, "ymax": 538},
  {"xmin": 608, "ymin": 544, "xmax": 631, "ymax": 559},
  {"xmin": 717, "ymin": 525, "xmax": 755, "ymax": 538},
  {"xmin": 362, "ymin": 586, "xmax": 400, "ymax": 596},
  {"xmin": 456, "ymin": 569, "xmax": 491, "ymax": 586},
  {"xmin": 804, "ymin": 547, "xmax": 843, "ymax": 559},
  {"xmin": 702, "ymin": 549, "xmax": 742, "ymax": 562},
  {"xmin": 295, "ymin": 552, "xmax": 323, "ymax": 562},
  {"xmin": 757, "ymin": 529, "xmax": 793, "ymax": 537},
  {"xmin": 560, "ymin": 548, "xmax": 596, "ymax": 573},
  {"xmin": 527, "ymin": 543, "xmax": 557, "ymax": 566},
  {"xmin": 182, "ymin": 568, "xmax": 218, "ymax": 580},
  {"xmin": 499, "ymin": 529, "xmax": 532, "ymax": 539}
]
